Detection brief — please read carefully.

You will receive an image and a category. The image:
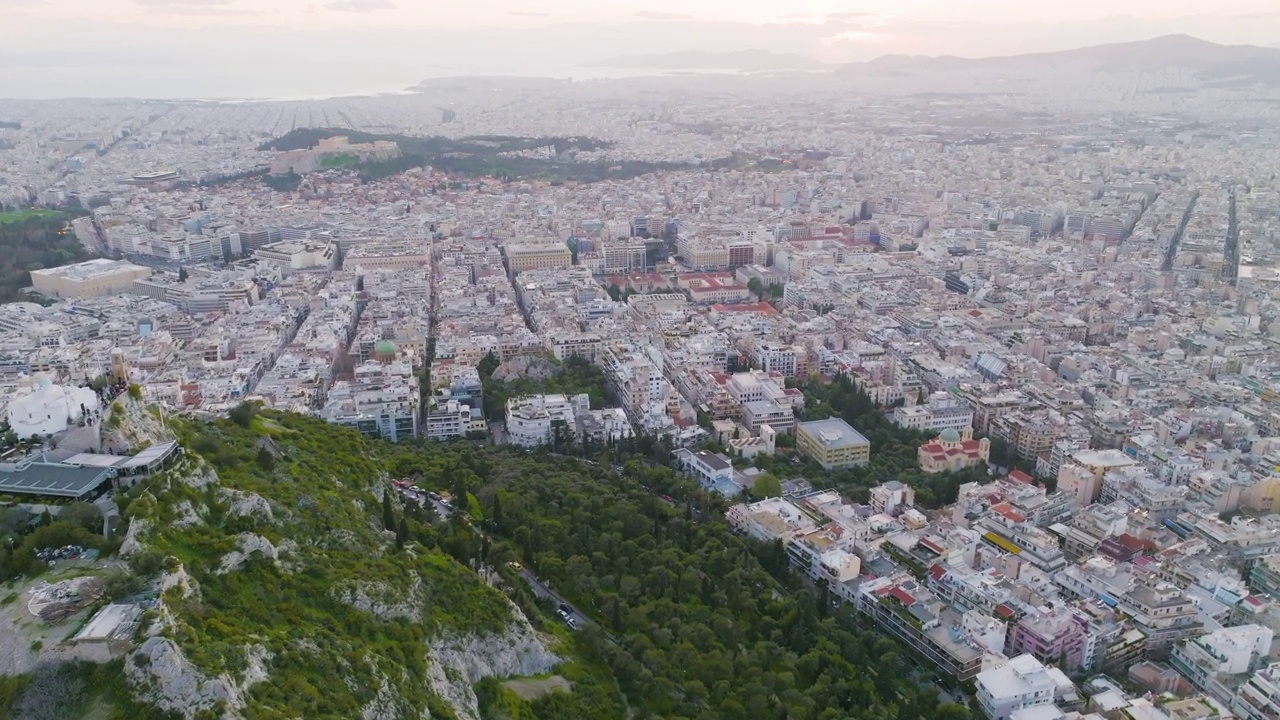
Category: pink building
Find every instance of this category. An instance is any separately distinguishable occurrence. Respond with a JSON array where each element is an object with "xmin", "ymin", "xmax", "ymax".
[{"xmin": 1006, "ymin": 606, "xmax": 1087, "ymax": 671}]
